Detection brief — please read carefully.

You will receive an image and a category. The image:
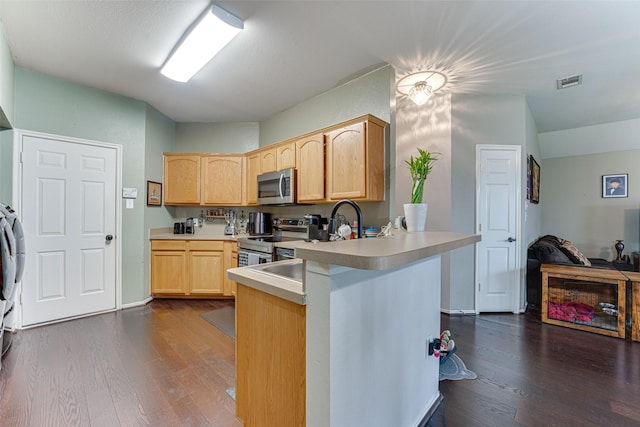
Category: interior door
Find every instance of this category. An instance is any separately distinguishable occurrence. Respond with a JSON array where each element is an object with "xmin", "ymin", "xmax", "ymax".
[
  {"xmin": 21, "ymin": 134, "xmax": 118, "ymax": 326},
  {"xmin": 476, "ymin": 145, "xmax": 521, "ymax": 313}
]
